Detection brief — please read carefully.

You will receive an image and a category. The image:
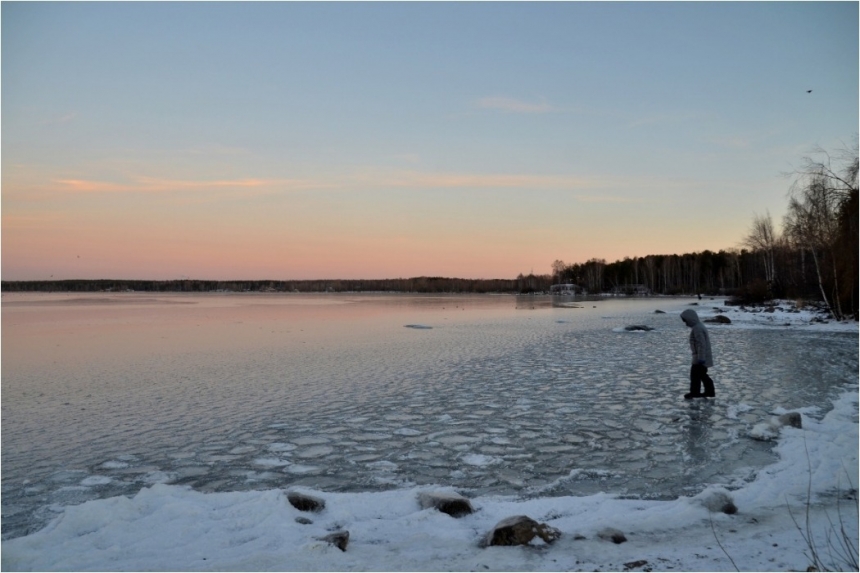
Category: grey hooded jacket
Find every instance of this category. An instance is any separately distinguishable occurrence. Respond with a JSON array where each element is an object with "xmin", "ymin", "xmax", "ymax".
[{"xmin": 680, "ymin": 309, "xmax": 714, "ymax": 367}]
